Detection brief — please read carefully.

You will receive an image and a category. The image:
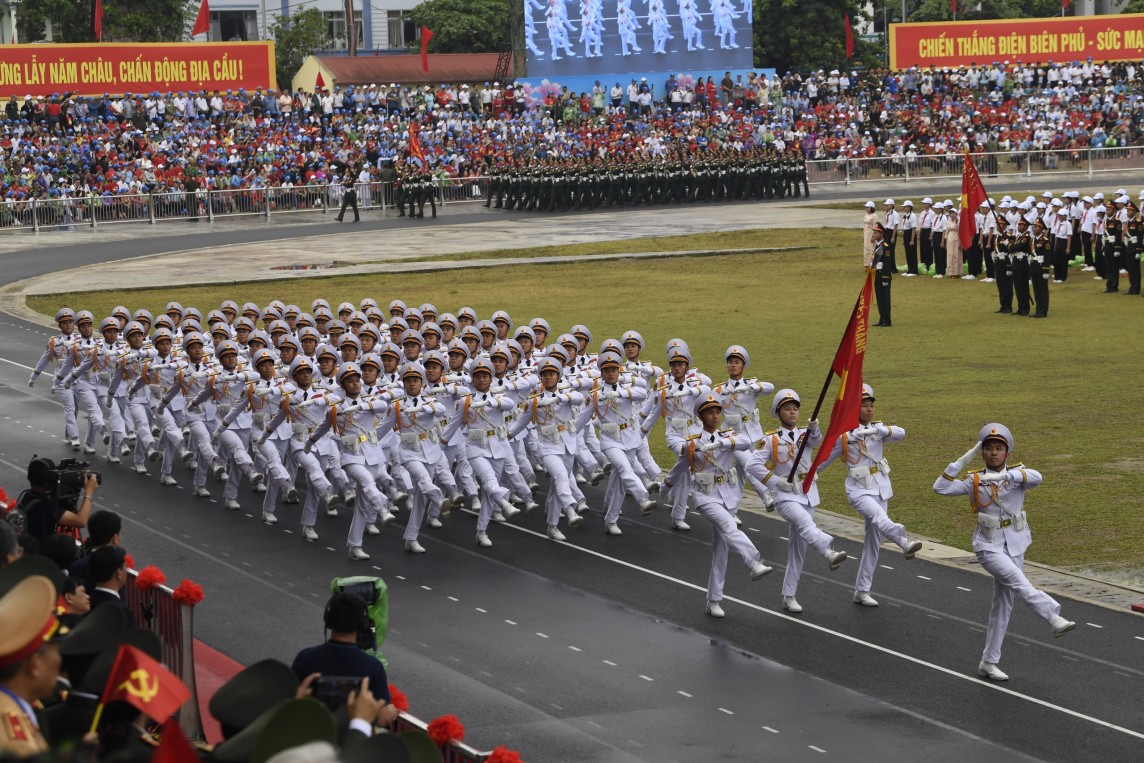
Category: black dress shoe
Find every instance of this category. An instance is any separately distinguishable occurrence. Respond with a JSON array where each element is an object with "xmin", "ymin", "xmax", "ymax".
[
  {"xmin": 1015, "ymin": 311, "xmax": 1028, "ymax": 316},
  {"xmin": 1102, "ymin": 289, "xmax": 1118, "ymax": 293},
  {"xmin": 995, "ymin": 308, "xmax": 1011, "ymax": 314},
  {"xmin": 1032, "ymin": 313, "xmax": 1046, "ymax": 318},
  {"xmin": 1125, "ymin": 290, "xmax": 1140, "ymax": 295}
]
